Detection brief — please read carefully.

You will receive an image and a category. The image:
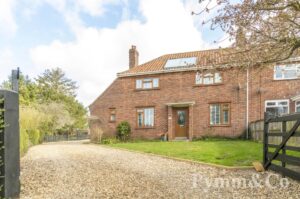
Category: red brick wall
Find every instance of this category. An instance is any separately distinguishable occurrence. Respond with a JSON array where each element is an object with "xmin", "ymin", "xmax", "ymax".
[
  {"xmin": 89, "ymin": 66, "xmax": 300, "ymax": 140},
  {"xmin": 248, "ymin": 65, "xmax": 300, "ymax": 122}
]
